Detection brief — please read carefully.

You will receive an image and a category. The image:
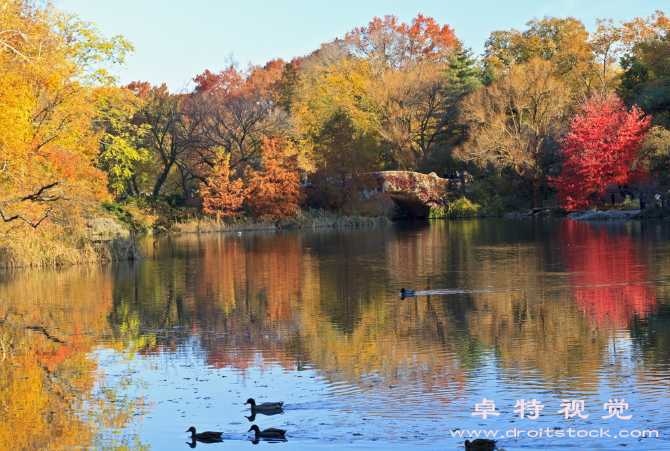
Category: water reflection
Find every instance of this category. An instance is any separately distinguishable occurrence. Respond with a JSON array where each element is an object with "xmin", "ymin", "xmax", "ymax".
[
  {"xmin": 559, "ymin": 220, "xmax": 658, "ymax": 327},
  {"xmin": 246, "ymin": 409, "xmax": 284, "ymax": 422},
  {"xmin": 1, "ymin": 219, "xmax": 669, "ymax": 449},
  {"xmin": 0, "ymin": 267, "xmax": 147, "ymax": 450}
]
